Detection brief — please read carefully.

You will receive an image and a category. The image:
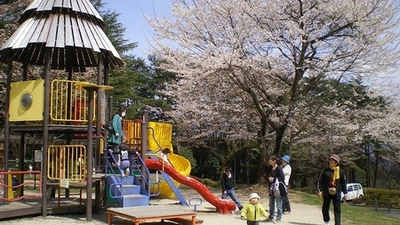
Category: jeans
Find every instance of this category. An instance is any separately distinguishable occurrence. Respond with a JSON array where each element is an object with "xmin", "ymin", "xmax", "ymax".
[
  {"xmin": 222, "ymin": 188, "xmax": 242, "ymax": 208},
  {"xmin": 120, "ymin": 160, "xmax": 130, "ymax": 174},
  {"xmin": 246, "ymin": 221, "xmax": 259, "ymax": 225},
  {"xmin": 269, "ymin": 194, "xmax": 283, "ymax": 220}
]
